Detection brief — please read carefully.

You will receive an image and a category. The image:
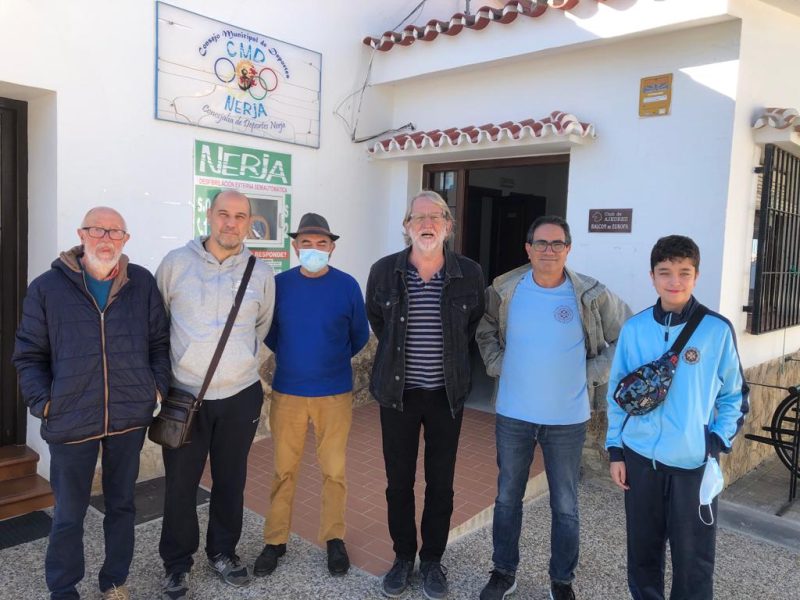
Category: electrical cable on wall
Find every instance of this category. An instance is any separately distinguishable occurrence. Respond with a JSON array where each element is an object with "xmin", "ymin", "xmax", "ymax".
[{"xmin": 334, "ymin": 0, "xmax": 427, "ymax": 143}]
